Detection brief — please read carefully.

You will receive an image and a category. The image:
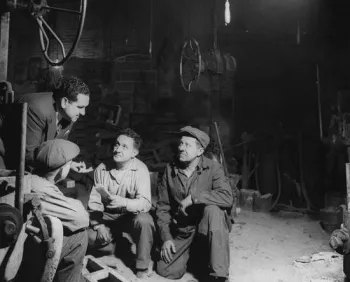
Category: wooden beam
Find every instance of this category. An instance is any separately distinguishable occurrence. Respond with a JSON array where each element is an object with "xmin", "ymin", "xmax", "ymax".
[{"xmin": 0, "ymin": 12, "xmax": 10, "ymax": 81}]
